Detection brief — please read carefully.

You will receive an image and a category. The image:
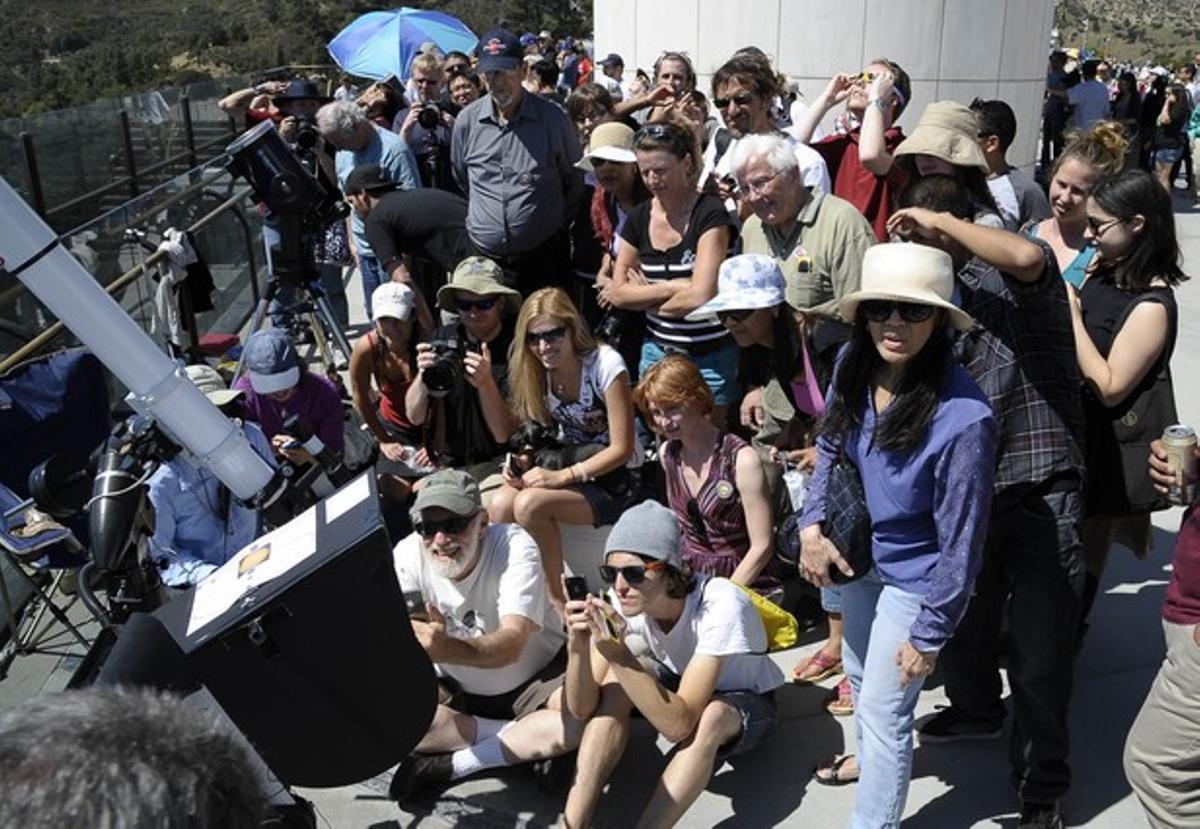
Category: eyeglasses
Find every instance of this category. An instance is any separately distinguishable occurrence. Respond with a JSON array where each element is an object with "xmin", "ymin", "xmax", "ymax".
[
  {"xmin": 716, "ymin": 308, "xmax": 754, "ymax": 323},
  {"xmin": 739, "ymin": 170, "xmax": 782, "ymax": 196},
  {"xmin": 686, "ymin": 499, "xmax": 710, "ymax": 545},
  {"xmin": 860, "ymin": 300, "xmax": 937, "ymax": 324},
  {"xmin": 526, "ymin": 326, "xmax": 568, "ymax": 346},
  {"xmin": 413, "ymin": 514, "xmax": 476, "ymax": 537},
  {"xmin": 598, "ymin": 561, "xmax": 668, "ymax": 585},
  {"xmin": 1086, "ymin": 215, "xmax": 1123, "ymax": 236},
  {"xmin": 712, "ymin": 91, "xmax": 755, "ymax": 110},
  {"xmin": 457, "ymin": 297, "xmax": 498, "ymax": 312}
]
